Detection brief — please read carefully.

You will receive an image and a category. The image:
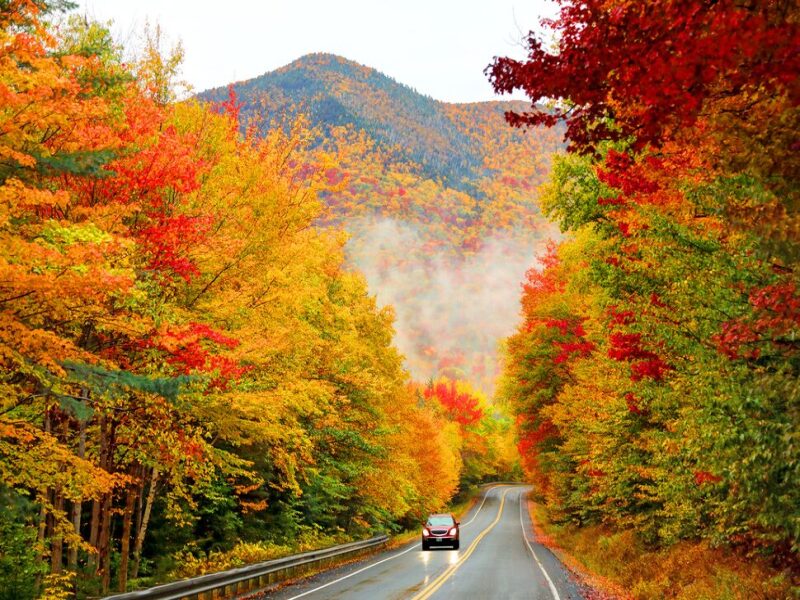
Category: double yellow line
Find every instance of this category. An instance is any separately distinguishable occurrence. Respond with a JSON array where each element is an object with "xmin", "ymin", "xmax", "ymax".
[{"xmin": 411, "ymin": 487, "xmax": 512, "ymax": 600}]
